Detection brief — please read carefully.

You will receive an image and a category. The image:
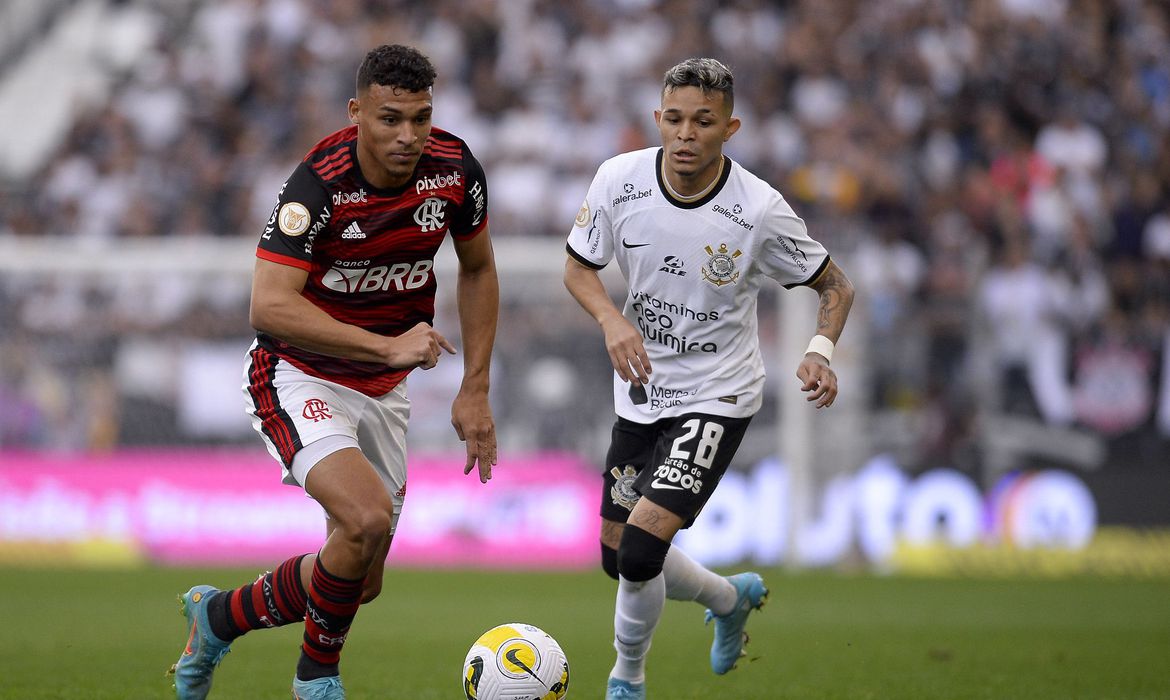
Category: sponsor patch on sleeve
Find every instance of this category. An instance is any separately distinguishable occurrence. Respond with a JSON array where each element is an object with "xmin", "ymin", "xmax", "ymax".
[{"xmin": 278, "ymin": 202, "xmax": 311, "ymax": 236}]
